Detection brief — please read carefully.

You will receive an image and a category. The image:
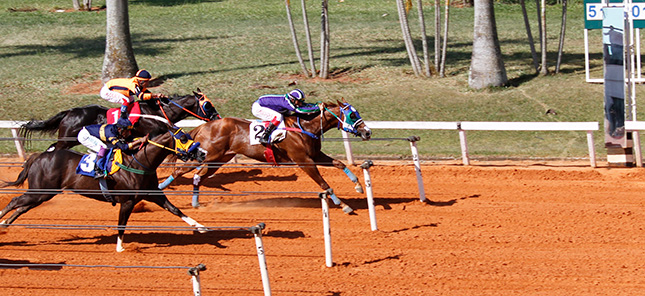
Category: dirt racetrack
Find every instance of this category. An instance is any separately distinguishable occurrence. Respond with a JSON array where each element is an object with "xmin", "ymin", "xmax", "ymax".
[{"xmin": 2, "ymin": 156, "xmax": 645, "ymax": 295}]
